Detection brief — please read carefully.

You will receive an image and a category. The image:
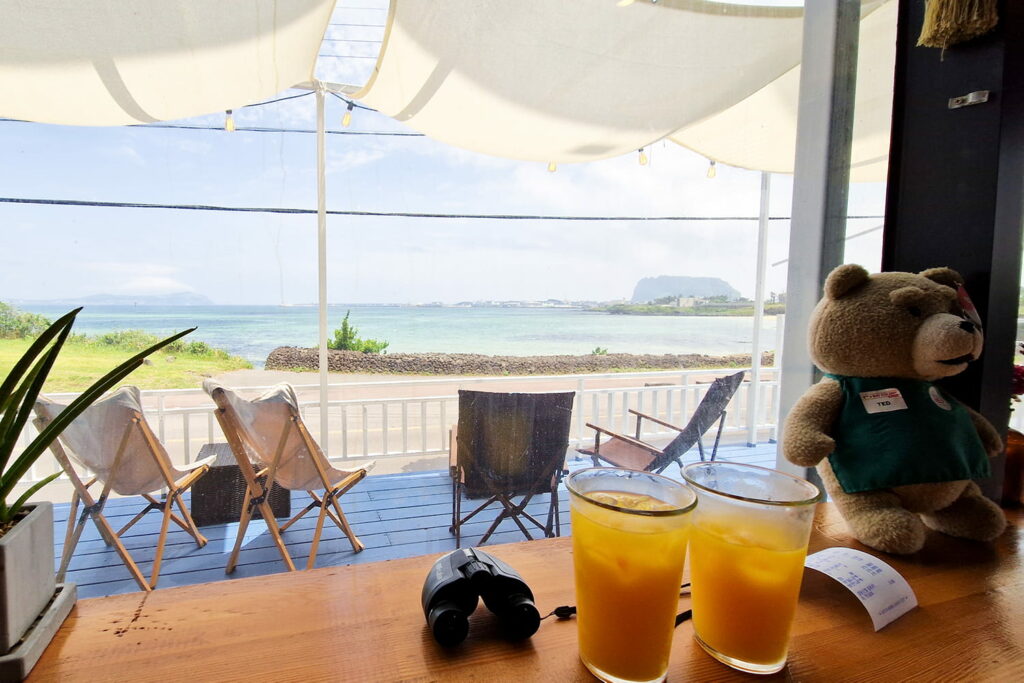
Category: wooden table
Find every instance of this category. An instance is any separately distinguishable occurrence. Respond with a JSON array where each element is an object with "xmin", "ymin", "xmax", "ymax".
[{"xmin": 28, "ymin": 505, "xmax": 1024, "ymax": 682}]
